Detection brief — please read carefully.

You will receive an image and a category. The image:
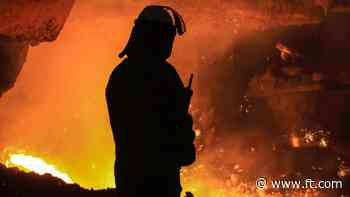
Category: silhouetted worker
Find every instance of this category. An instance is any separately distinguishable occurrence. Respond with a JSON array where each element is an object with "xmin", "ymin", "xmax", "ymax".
[{"xmin": 106, "ymin": 5, "xmax": 196, "ymax": 197}]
